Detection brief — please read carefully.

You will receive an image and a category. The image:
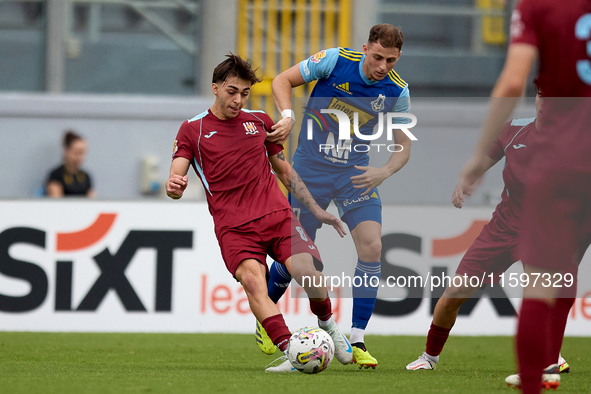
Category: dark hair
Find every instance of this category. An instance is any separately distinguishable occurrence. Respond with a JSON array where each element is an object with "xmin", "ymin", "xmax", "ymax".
[
  {"xmin": 368, "ymin": 23, "xmax": 404, "ymax": 50},
  {"xmin": 532, "ymin": 78, "xmax": 541, "ymax": 95},
  {"xmin": 63, "ymin": 130, "xmax": 82, "ymax": 149},
  {"xmin": 212, "ymin": 53, "xmax": 262, "ymax": 85}
]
